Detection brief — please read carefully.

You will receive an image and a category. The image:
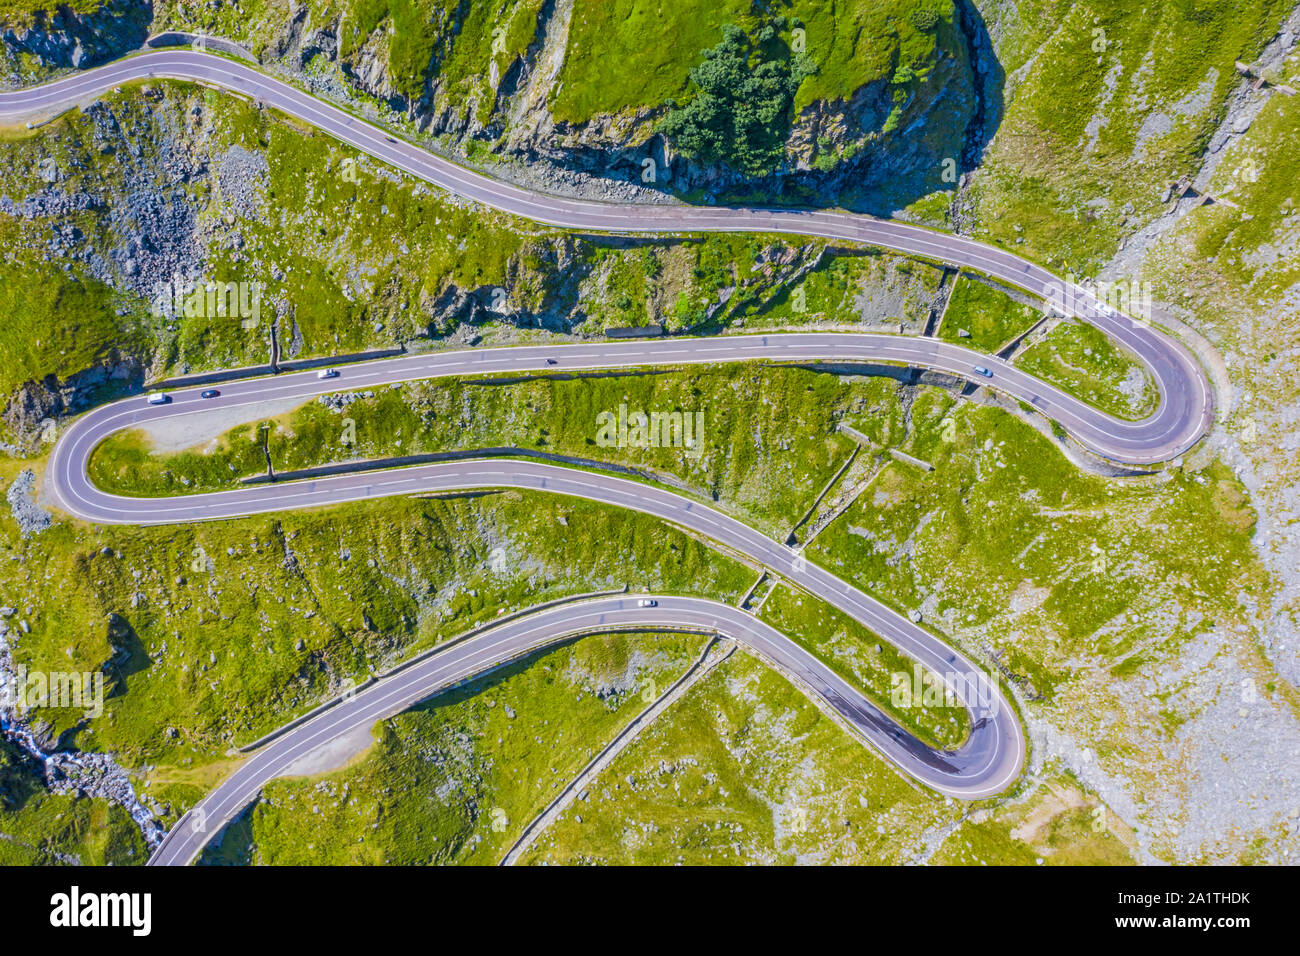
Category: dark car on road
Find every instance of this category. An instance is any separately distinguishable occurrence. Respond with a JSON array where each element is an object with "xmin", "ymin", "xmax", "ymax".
[{"xmin": 200, "ymin": 389, "xmax": 221, "ymax": 399}]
